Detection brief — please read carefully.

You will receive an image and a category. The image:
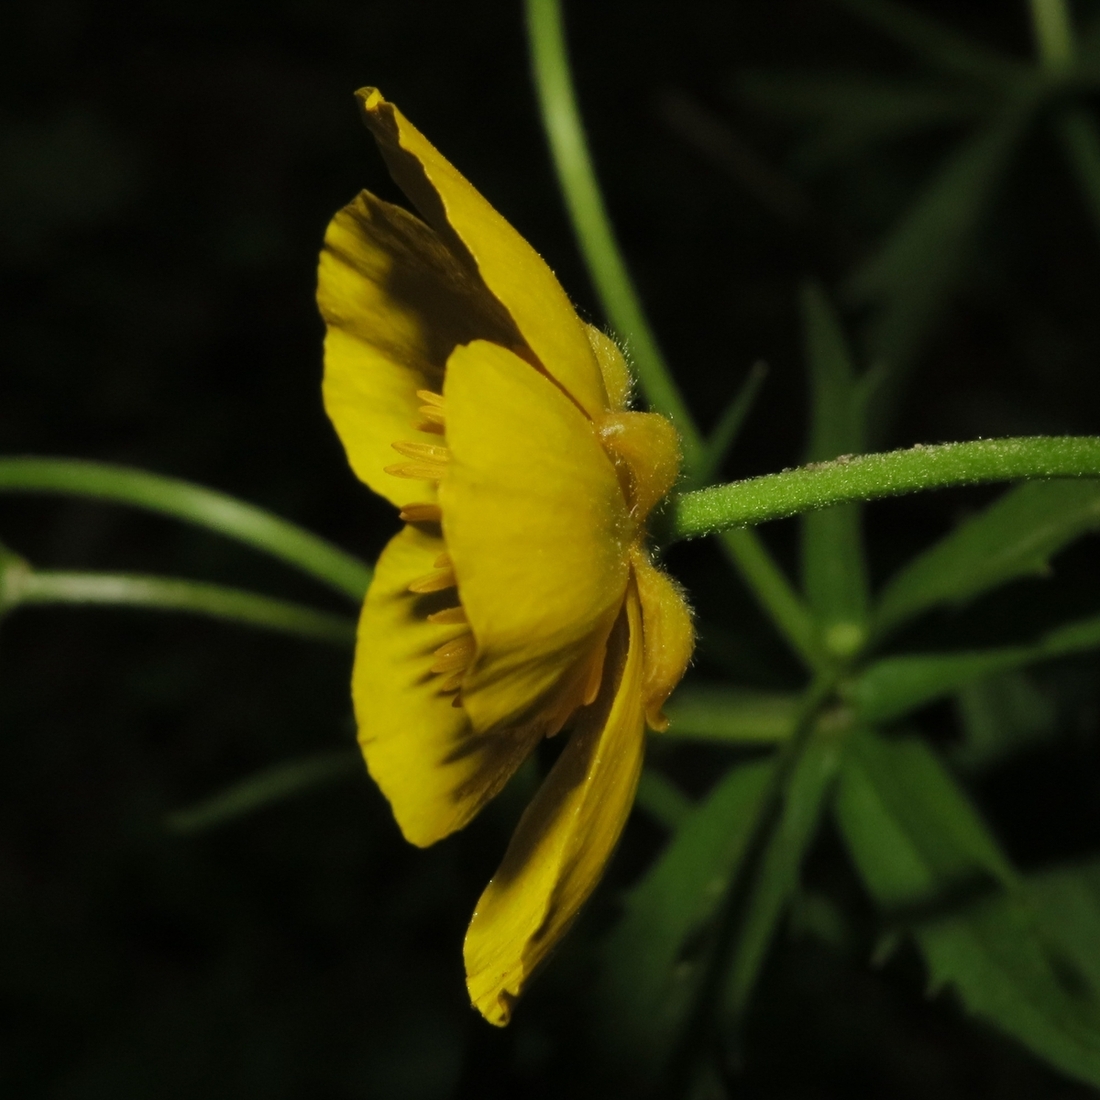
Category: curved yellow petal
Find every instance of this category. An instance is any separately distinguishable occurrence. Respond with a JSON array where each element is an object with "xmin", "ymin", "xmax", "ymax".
[
  {"xmin": 319, "ymin": 189, "xmax": 517, "ymax": 506},
  {"xmin": 630, "ymin": 547, "xmax": 695, "ymax": 731},
  {"xmin": 585, "ymin": 324, "xmax": 633, "ymax": 412},
  {"xmin": 440, "ymin": 340, "xmax": 631, "ymax": 734},
  {"xmin": 357, "ymin": 88, "xmax": 608, "ymax": 420},
  {"xmin": 464, "ymin": 587, "xmax": 646, "ymax": 1025},
  {"xmin": 355, "ymin": 524, "xmax": 543, "ymax": 847}
]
